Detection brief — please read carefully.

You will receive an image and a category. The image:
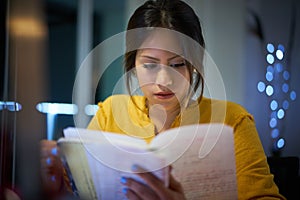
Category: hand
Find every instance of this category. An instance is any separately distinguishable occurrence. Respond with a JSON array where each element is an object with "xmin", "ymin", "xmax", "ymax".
[
  {"xmin": 40, "ymin": 140, "xmax": 64, "ymax": 198},
  {"xmin": 121, "ymin": 165, "xmax": 186, "ymax": 200}
]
